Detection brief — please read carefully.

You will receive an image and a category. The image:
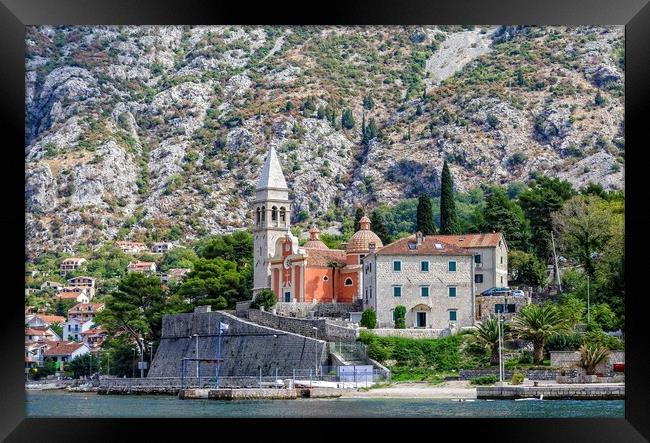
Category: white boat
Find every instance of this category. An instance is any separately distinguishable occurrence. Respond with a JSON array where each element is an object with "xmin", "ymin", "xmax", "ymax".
[{"xmin": 515, "ymin": 394, "xmax": 544, "ymax": 401}]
